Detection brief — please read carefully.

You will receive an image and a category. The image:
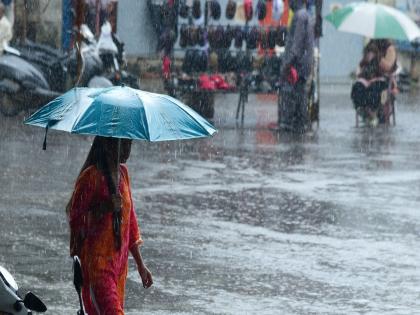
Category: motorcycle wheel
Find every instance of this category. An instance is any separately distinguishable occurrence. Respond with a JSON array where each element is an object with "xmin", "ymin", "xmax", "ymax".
[{"xmin": 0, "ymin": 93, "xmax": 20, "ymax": 117}]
